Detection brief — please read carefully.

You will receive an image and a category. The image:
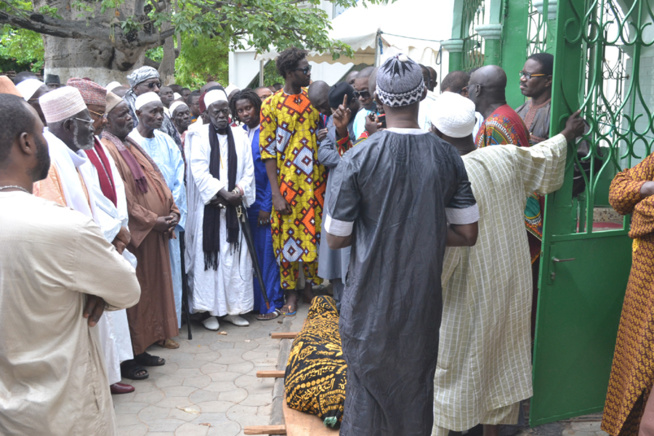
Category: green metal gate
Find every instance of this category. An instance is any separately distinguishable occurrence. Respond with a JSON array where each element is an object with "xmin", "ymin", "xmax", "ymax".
[{"xmin": 531, "ymin": 0, "xmax": 654, "ymax": 426}]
